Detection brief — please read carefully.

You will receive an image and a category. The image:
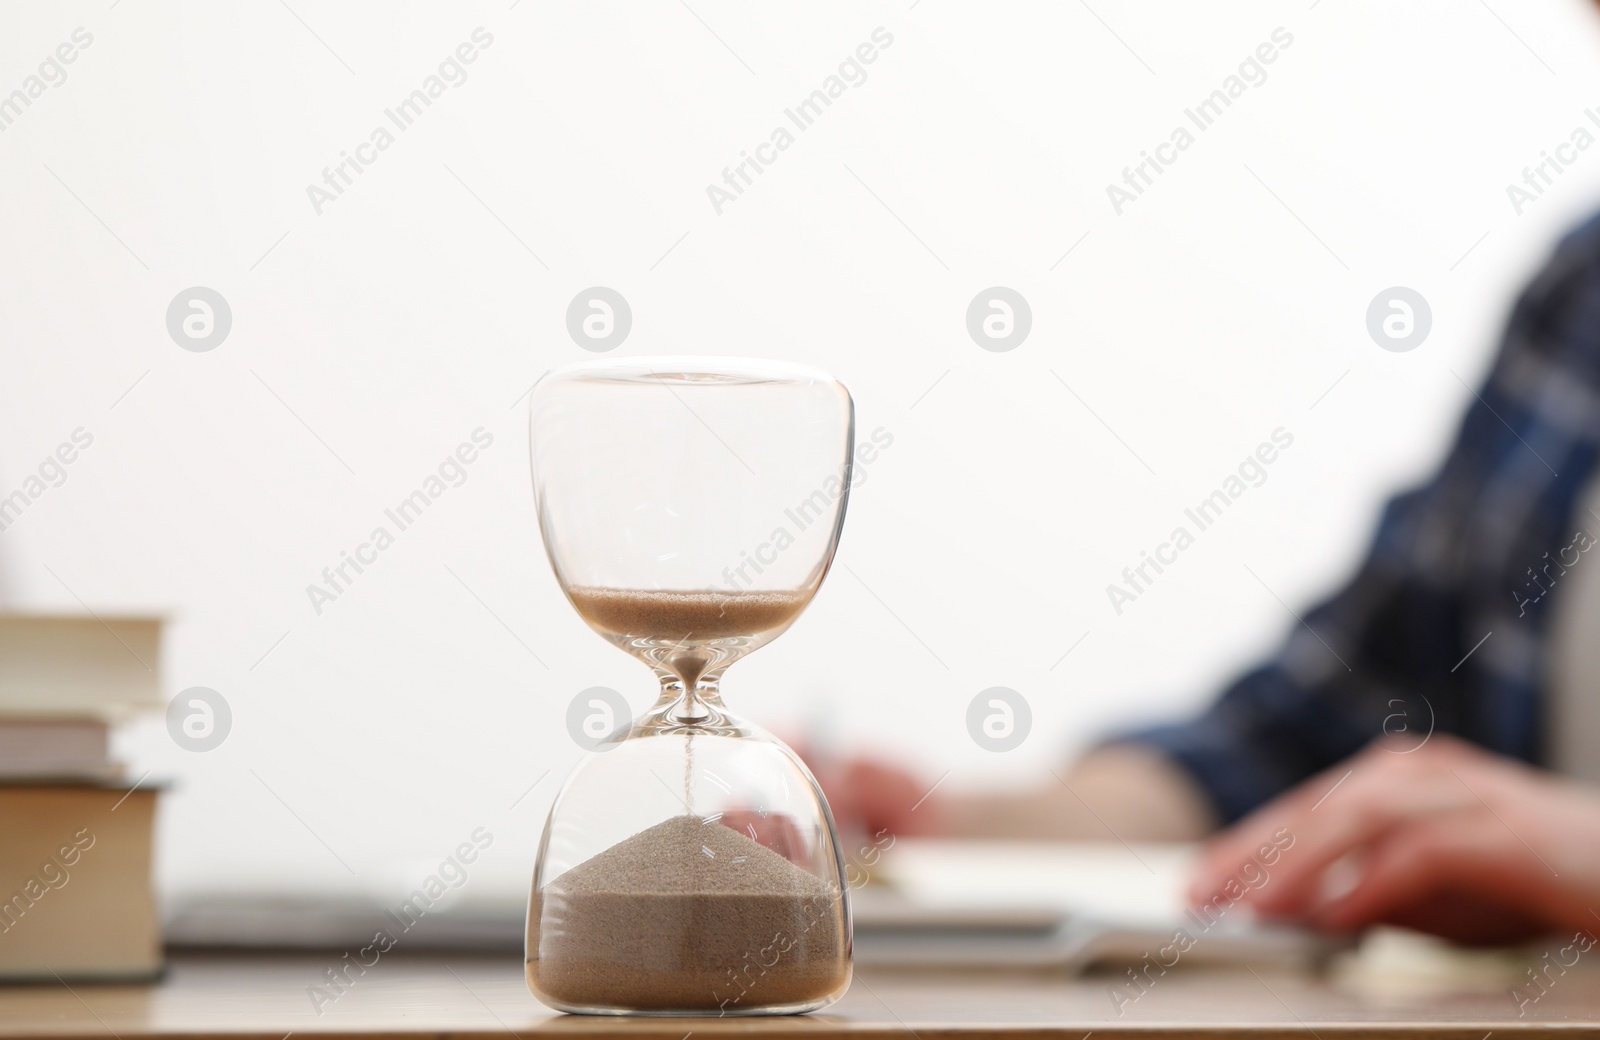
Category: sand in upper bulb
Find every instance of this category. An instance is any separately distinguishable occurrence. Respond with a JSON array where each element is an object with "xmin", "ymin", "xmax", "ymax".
[{"xmin": 566, "ymin": 587, "xmax": 812, "ymax": 644}]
